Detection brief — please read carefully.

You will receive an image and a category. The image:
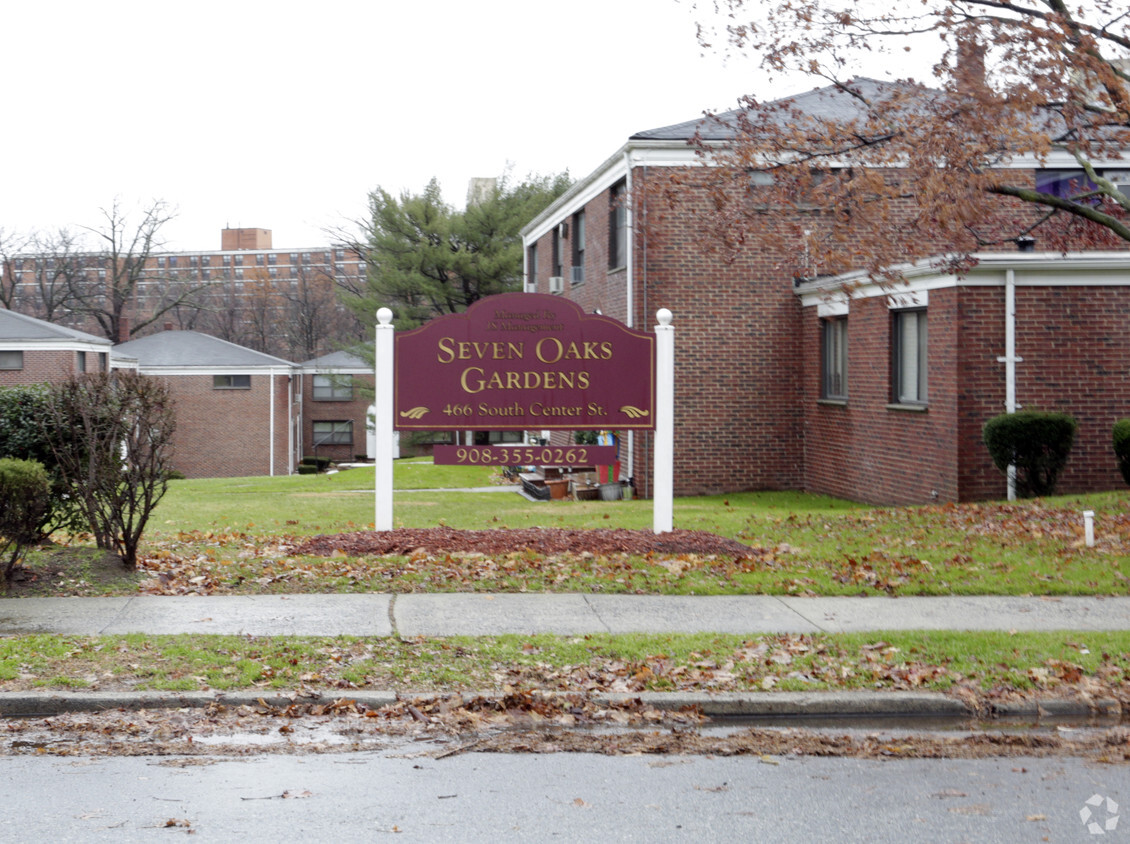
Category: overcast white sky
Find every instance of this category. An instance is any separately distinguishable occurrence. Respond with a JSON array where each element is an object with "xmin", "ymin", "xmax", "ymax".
[{"xmin": 1, "ymin": 0, "xmax": 930, "ymax": 252}]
